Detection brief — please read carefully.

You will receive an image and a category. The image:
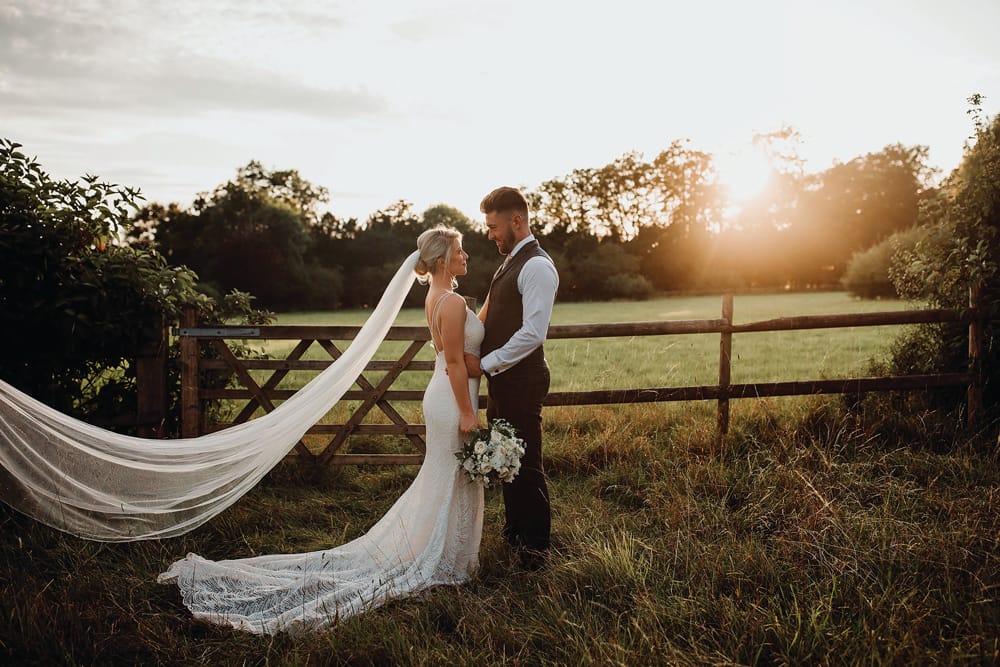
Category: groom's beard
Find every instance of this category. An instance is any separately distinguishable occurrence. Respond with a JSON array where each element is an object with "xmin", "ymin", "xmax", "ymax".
[{"xmin": 496, "ymin": 230, "xmax": 516, "ymax": 255}]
